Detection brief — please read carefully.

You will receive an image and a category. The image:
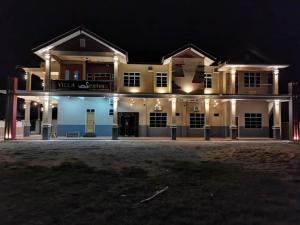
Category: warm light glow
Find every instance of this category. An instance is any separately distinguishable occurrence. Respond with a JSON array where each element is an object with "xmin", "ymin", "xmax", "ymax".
[
  {"xmin": 45, "ymin": 53, "xmax": 51, "ymax": 60},
  {"xmin": 42, "ymin": 81, "xmax": 45, "ymax": 87},
  {"xmin": 183, "ymin": 86, "xmax": 193, "ymax": 94},
  {"xmin": 127, "ymin": 87, "xmax": 140, "ymax": 93},
  {"xmin": 24, "ymin": 73, "xmax": 28, "ymax": 80},
  {"xmin": 156, "ymin": 88, "xmax": 168, "ymax": 94},
  {"xmin": 41, "ymin": 107, "xmax": 44, "ymax": 112},
  {"xmin": 34, "ymin": 102, "xmax": 38, "ymax": 106},
  {"xmin": 23, "ymin": 104, "xmax": 26, "ymax": 109}
]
